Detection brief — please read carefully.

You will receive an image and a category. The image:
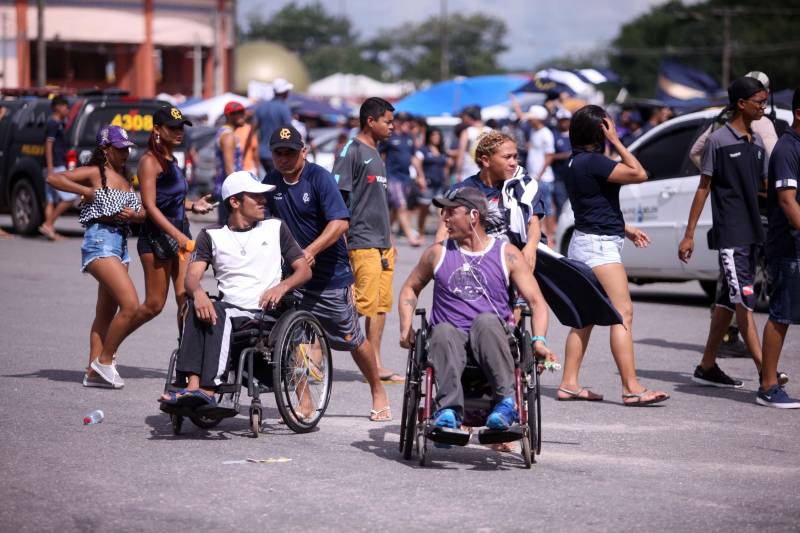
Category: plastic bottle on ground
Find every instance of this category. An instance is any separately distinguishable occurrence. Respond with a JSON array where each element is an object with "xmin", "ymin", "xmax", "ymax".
[{"xmin": 83, "ymin": 409, "xmax": 104, "ymax": 425}]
